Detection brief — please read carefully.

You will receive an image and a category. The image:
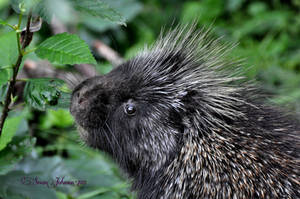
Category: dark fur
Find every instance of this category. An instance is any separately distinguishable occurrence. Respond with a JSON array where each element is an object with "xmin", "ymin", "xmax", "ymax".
[{"xmin": 70, "ymin": 25, "xmax": 300, "ymax": 199}]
